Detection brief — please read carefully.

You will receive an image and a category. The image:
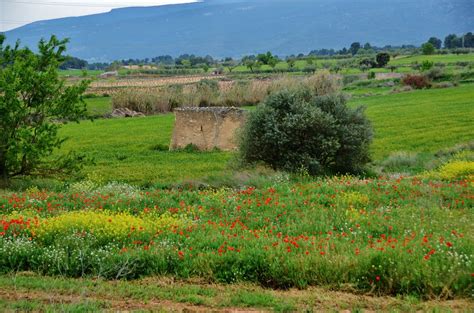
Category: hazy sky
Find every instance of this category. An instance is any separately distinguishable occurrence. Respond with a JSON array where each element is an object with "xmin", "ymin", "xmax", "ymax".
[{"xmin": 1, "ymin": 0, "xmax": 197, "ymax": 31}]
